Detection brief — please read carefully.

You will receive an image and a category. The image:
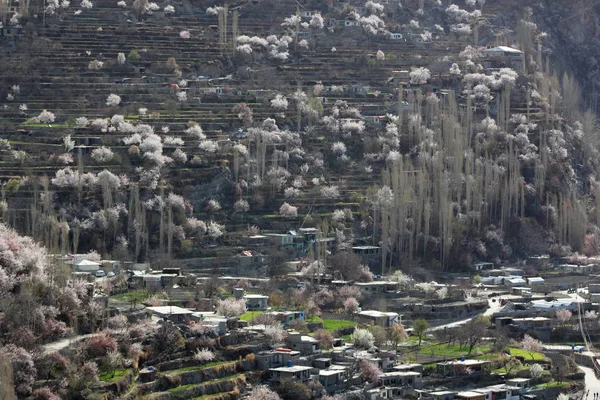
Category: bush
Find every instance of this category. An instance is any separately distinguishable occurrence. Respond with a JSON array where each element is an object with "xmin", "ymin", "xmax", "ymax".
[{"xmin": 86, "ymin": 334, "xmax": 118, "ymax": 358}]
